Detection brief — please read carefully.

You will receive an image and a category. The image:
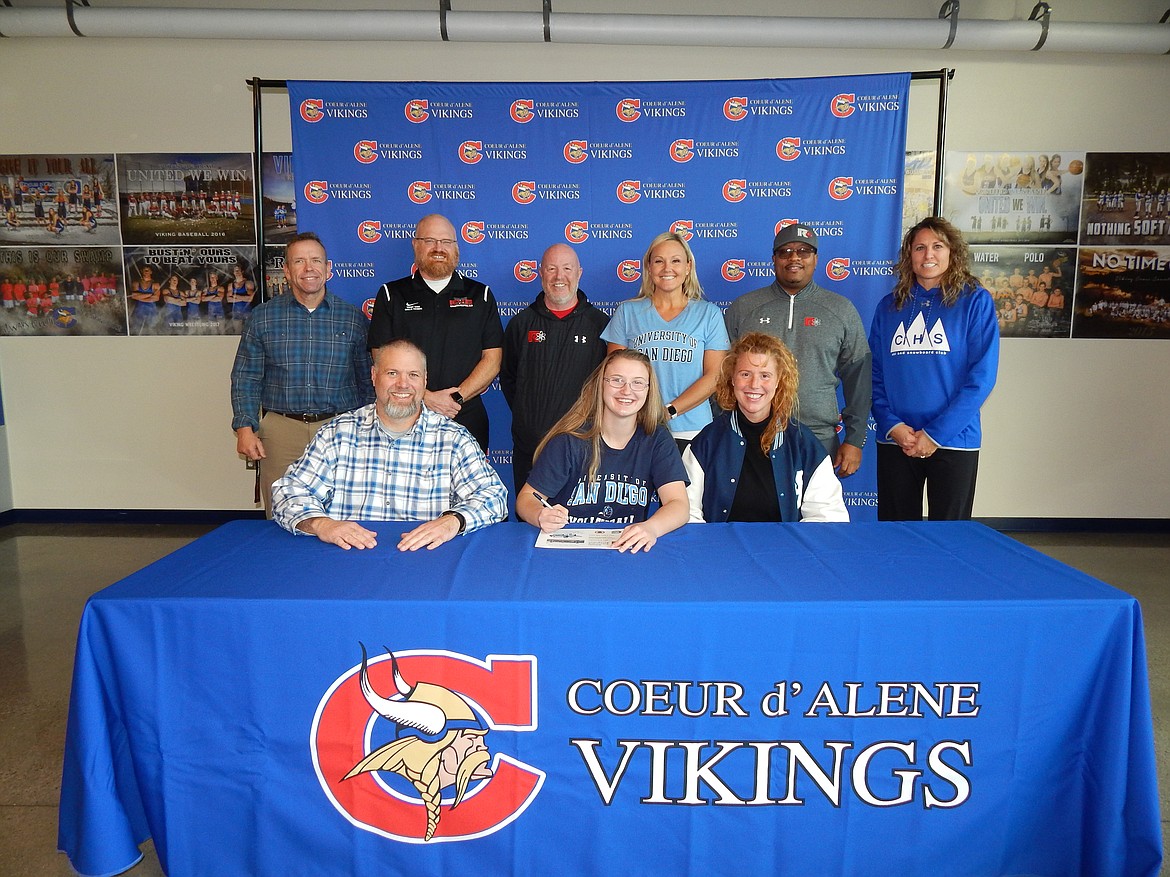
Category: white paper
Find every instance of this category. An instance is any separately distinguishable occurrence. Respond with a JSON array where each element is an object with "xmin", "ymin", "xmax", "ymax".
[{"xmin": 535, "ymin": 528, "xmax": 623, "ymax": 550}]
